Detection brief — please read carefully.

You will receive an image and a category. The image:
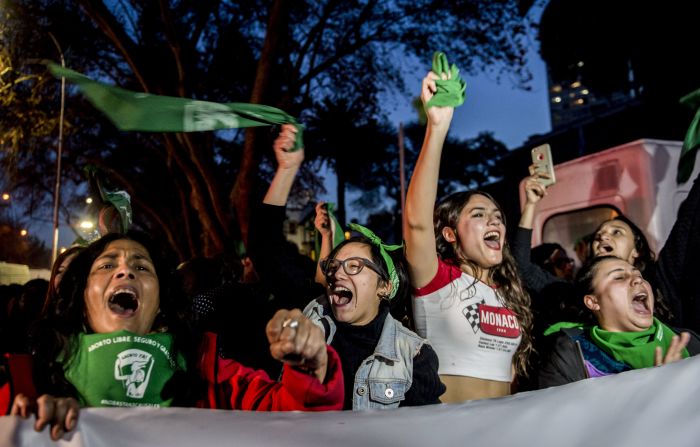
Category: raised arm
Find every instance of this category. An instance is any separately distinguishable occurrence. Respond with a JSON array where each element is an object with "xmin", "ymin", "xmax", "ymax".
[
  {"xmin": 404, "ymin": 72, "xmax": 454, "ymax": 288},
  {"xmin": 512, "ymin": 172, "xmax": 563, "ymax": 294},
  {"xmin": 519, "ymin": 170, "xmax": 549, "ymax": 230},
  {"xmin": 263, "ymin": 124, "xmax": 304, "ymax": 206},
  {"xmin": 249, "ymin": 124, "xmax": 323, "ymax": 309},
  {"xmin": 313, "ymin": 202, "xmax": 332, "ymax": 286}
]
